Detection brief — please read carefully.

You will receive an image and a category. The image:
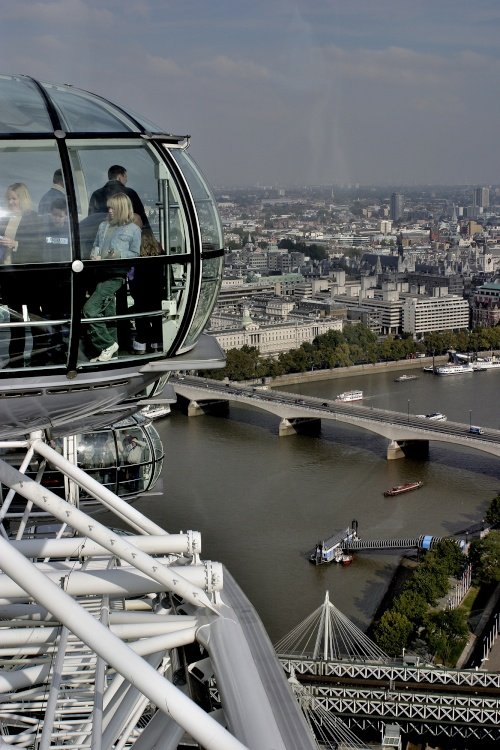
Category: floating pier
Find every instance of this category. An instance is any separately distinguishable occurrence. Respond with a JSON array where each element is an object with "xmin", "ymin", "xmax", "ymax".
[{"xmin": 309, "ymin": 522, "xmax": 448, "ymax": 565}]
